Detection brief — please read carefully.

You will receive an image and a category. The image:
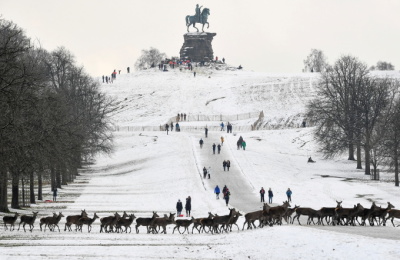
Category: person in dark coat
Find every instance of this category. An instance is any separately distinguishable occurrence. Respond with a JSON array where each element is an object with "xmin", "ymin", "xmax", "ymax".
[
  {"xmin": 260, "ymin": 187, "xmax": 265, "ymax": 202},
  {"xmin": 176, "ymin": 199, "xmax": 183, "ymax": 216},
  {"xmin": 165, "ymin": 123, "xmax": 169, "ymax": 135},
  {"xmin": 53, "ymin": 188, "xmax": 57, "ymax": 202},
  {"xmin": 203, "ymin": 167, "xmax": 207, "ymax": 179},
  {"xmin": 268, "ymin": 188, "xmax": 273, "ymax": 204},
  {"xmin": 102, "ymin": 75, "xmax": 105, "ymax": 83},
  {"xmin": 208, "ymin": 167, "xmax": 211, "ymax": 179},
  {"xmin": 214, "ymin": 185, "xmax": 220, "ymax": 199},
  {"xmin": 223, "ymin": 160, "xmax": 227, "ymax": 171},
  {"xmin": 224, "ymin": 189, "xmax": 230, "ymax": 206},
  {"xmin": 199, "ymin": 138, "xmax": 204, "ymax": 148},
  {"xmin": 205, "ymin": 127, "xmax": 208, "ymax": 138},
  {"xmin": 212, "ymin": 143, "xmax": 216, "ymax": 154},
  {"xmin": 185, "ymin": 196, "xmax": 192, "ymax": 217},
  {"xmin": 222, "ymin": 185, "xmax": 227, "ymax": 195},
  {"xmin": 226, "ymin": 160, "xmax": 231, "ymax": 171},
  {"xmin": 170, "ymin": 122, "xmax": 173, "ymax": 131},
  {"xmin": 217, "ymin": 144, "xmax": 221, "ymax": 154},
  {"xmin": 127, "ymin": 67, "xmax": 130, "ymax": 73}
]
